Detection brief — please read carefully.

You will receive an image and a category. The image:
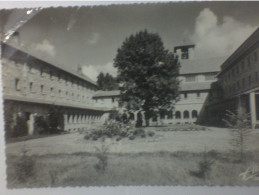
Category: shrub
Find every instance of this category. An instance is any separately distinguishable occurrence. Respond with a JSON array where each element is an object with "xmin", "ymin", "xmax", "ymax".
[
  {"xmin": 129, "ymin": 135, "xmax": 135, "ymax": 140},
  {"xmin": 189, "ymin": 151, "xmax": 213, "ymax": 179},
  {"xmin": 94, "ymin": 141, "xmax": 109, "ymax": 174},
  {"xmin": 147, "ymin": 131, "xmax": 155, "ymax": 137}
]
